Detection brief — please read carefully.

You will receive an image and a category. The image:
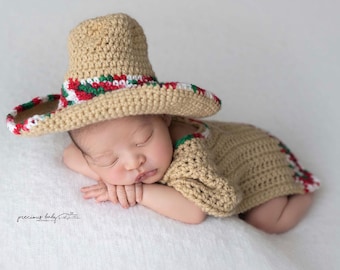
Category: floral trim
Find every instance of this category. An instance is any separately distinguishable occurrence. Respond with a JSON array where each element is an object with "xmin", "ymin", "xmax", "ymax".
[
  {"xmin": 6, "ymin": 95, "xmax": 60, "ymax": 135},
  {"xmin": 279, "ymin": 142, "xmax": 320, "ymax": 193},
  {"xmin": 174, "ymin": 119, "xmax": 210, "ymax": 149}
]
